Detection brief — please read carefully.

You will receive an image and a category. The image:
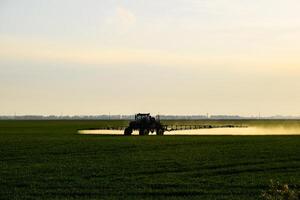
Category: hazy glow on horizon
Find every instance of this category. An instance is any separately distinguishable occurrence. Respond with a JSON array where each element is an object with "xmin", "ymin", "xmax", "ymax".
[{"xmin": 0, "ymin": 0, "xmax": 300, "ymax": 116}]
